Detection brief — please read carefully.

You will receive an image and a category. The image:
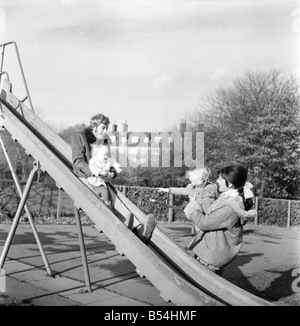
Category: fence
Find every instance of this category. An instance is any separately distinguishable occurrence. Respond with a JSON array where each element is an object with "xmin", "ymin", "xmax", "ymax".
[
  {"xmin": 115, "ymin": 185, "xmax": 300, "ymax": 228},
  {"xmin": 0, "ymin": 181, "xmax": 299, "ymax": 227}
]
